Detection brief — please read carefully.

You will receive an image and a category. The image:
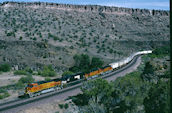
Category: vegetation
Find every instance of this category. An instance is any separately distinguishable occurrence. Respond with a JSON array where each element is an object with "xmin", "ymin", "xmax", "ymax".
[
  {"xmin": 143, "ymin": 81, "xmax": 170, "ymax": 113},
  {"xmin": 58, "ymin": 104, "xmax": 64, "ymax": 109},
  {"xmin": 62, "ymin": 71, "xmax": 74, "ymax": 77},
  {"xmin": 64, "ymin": 103, "xmax": 69, "ymax": 109},
  {"xmin": 69, "ymin": 46, "xmax": 170, "ymax": 113},
  {"xmin": 0, "ymin": 89, "xmax": 10, "ymax": 99},
  {"xmin": 0, "ymin": 2, "xmax": 169, "ymax": 76},
  {"xmin": 18, "ymin": 75, "xmax": 34, "ymax": 84},
  {"xmin": 0, "ymin": 63, "xmax": 11, "ymax": 72},
  {"xmin": 14, "ymin": 67, "xmax": 33, "ymax": 75},
  {"xmin": 15, "ymin": 75, "xmax": 35, "ymax": 88},
  {"xmin": 69, "ymin": 54, "xmax": 104, "ymax": 73},
  {"xmin": 149, "ymin": 46, "xmax": 170, "ymax": 58},
  {"xmin": 44, "ymin": 77, "xmax": 51, "ymax": 81},
  {"xmin": 38, "ymin": 65, "xmax": 56, "ymax": 77},
  {"xmin": 14, "ymin": 70, "xmax": 27, "ymax": 75}
]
